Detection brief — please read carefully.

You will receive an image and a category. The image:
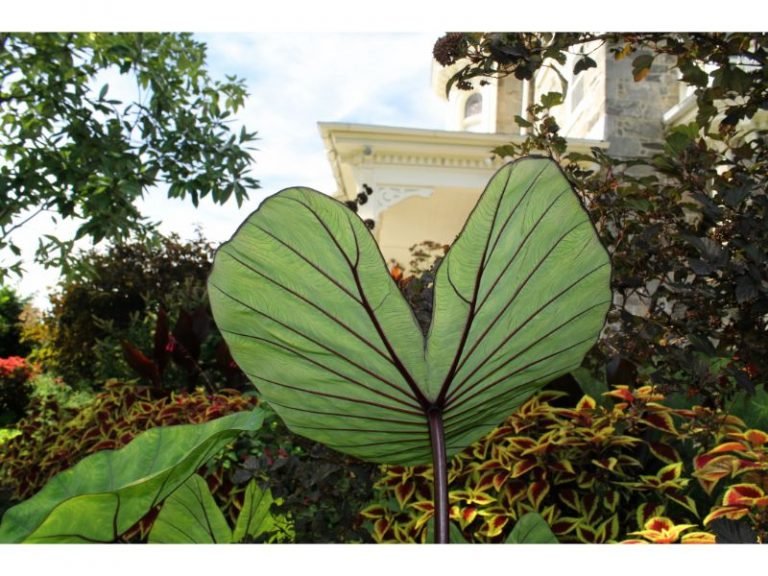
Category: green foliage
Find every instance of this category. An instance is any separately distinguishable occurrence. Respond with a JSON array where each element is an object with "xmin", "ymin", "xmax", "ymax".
[
  {"xmin": 42, "ymin": 232, "xmax": 222, "ymax": 388},
  {"xmin": 505, "ymin": 512, "xmax": 558, "ymax": 543},
  {"xmin": 148, "ymin": 474, "xmax": 293, "ymax": 543},
  {"xmin": 222, "ymin": 407, "xmax": 379, "ymax": 543},
  {"xmin": 0, "ymin": 408, "xmax": 264, "ymax": 543},
  {"xmin": 0, "ymin": 286, "xmax": 30, "ymax": 357},
  {"xmin": 209, "ymin": 157, "xmax": 610, "ymax": 467},
  {"xmin": 434, "ymin": 32, "xmax": 768, "ymax": 407},
  {"xmin": 361, "ymin": 385, "xmax": 745, "ymax": 543},
  {"xmin": 0, "ymin": 428, "xmax": 20, "ymax": 446},
  {"xmin": 0, "ymin": 356, "xmax": 35, "ymax": 425},
  {"xmin": 0, "ymin": 32, "xmax": 259, "ymax": 279}
]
